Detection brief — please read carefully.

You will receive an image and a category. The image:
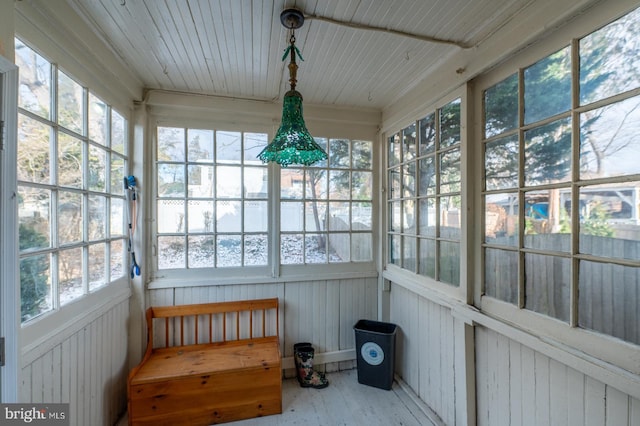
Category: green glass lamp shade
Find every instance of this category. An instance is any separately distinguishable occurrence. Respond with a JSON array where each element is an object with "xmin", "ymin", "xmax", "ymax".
[{"xmin": 258, "ymin": 90, "xmax": 327, "ymax": 167}]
